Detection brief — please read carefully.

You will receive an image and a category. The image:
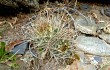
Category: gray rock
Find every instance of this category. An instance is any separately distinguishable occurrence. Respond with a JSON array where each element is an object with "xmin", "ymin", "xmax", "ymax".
[
  {"xmin": 79, "ymin": 4, "xmax": 91, "ymax": 11},
  {"xmin": 104, "ymin": 8, "xmax": 110, "ymax": 17},
  {"xmin": 93, "ymin": 56, "xmax": 102, "ymax": 63},
  {"xmin": 0, "ymin": 0, "xmax": 39, "ymax": 8},
  {"xmin": 99, "ymin": 33, "xmax": 110, "ymax": 44},
  {"xmin": 74, "ymin": 16, "xmax": 97, "ymax": 35},
  {"xmin": 75, "ymin": 16, "xmax": 106, "ymax": 35},
  {"xmin": 75, "ymin": 36, "xmax": 110, "ymax": 56},
  {"xmin": 100, "ymin": 8, "xmax": 105, "ymax": 16},
  {"xmin": 11, "ymin": 41, "xmax": 29, "ymax": 55}
]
